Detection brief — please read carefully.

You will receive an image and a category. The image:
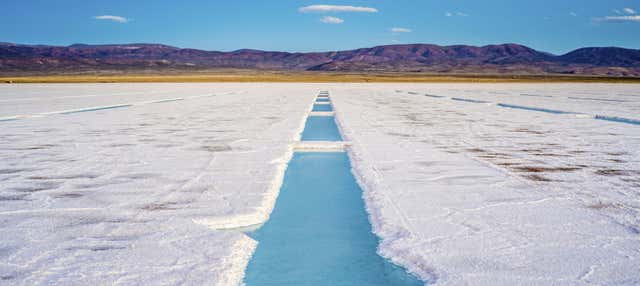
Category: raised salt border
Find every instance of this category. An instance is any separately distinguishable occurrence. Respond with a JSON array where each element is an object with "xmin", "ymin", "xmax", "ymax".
[
  {"xmin": 331, "ymin": 83, "xmax": 640, "ymax": 285},
  {"xmin": 0, "ymin": 83, "xmax": 316, "ymax": 285},
  {"xmin": 1, "ymin": 83, "xmax": 640, "ymax": 285},
  {"xmin": 244, "ymin": 93, "xmax": 422, "ymax": 286},
  {"xmin": 245, "ymin": 93, "xmax": 420, "ymax": 285},
  {"xmin": 244, "ymin": 151, "xmax": 422, "ymax": 285}
]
